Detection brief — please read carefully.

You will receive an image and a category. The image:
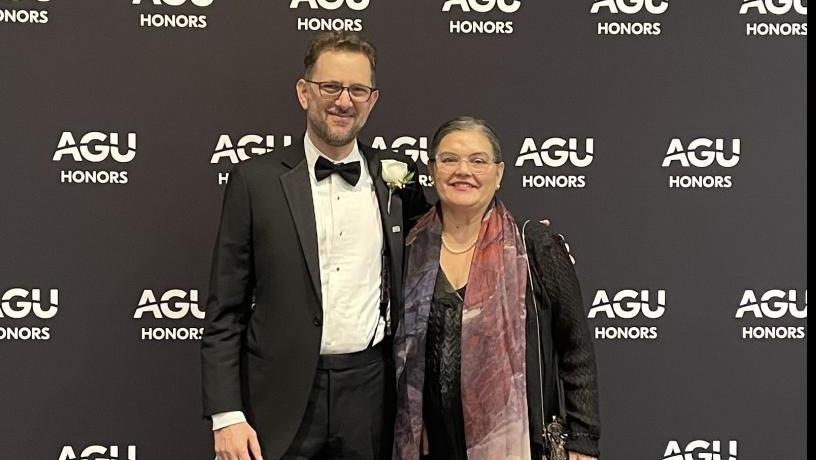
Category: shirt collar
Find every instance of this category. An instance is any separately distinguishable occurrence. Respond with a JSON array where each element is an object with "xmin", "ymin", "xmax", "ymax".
[{"xmin": 304, "ymin": 132, "xmax": 363, "ymax": 172}]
